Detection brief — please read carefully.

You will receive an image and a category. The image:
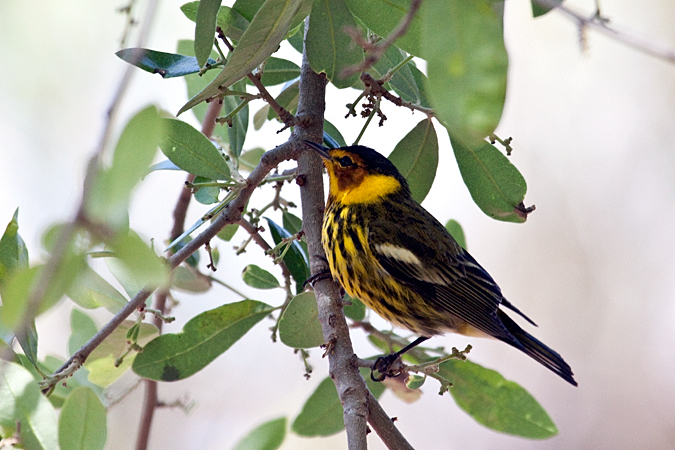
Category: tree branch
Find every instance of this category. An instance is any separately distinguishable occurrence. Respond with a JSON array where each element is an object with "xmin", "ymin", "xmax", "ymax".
[
  {"xmin": 44, "ymin": 140, "xmax": 302, "ymax": 390},
  {"xmin": 535, "ymin": 0, "xmax": 675, "ymax": 64}
]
